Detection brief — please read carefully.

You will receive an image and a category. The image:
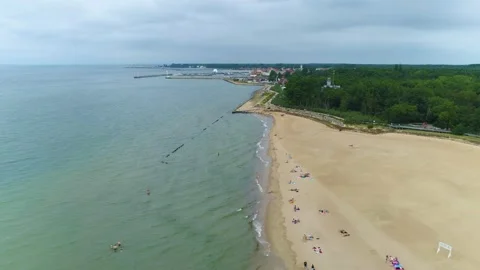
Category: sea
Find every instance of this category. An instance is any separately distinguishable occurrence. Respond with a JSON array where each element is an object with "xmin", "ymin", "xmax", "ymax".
[{"xmin": 0, "ymin": 66, "xmax": 284, "ymax": 270}]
